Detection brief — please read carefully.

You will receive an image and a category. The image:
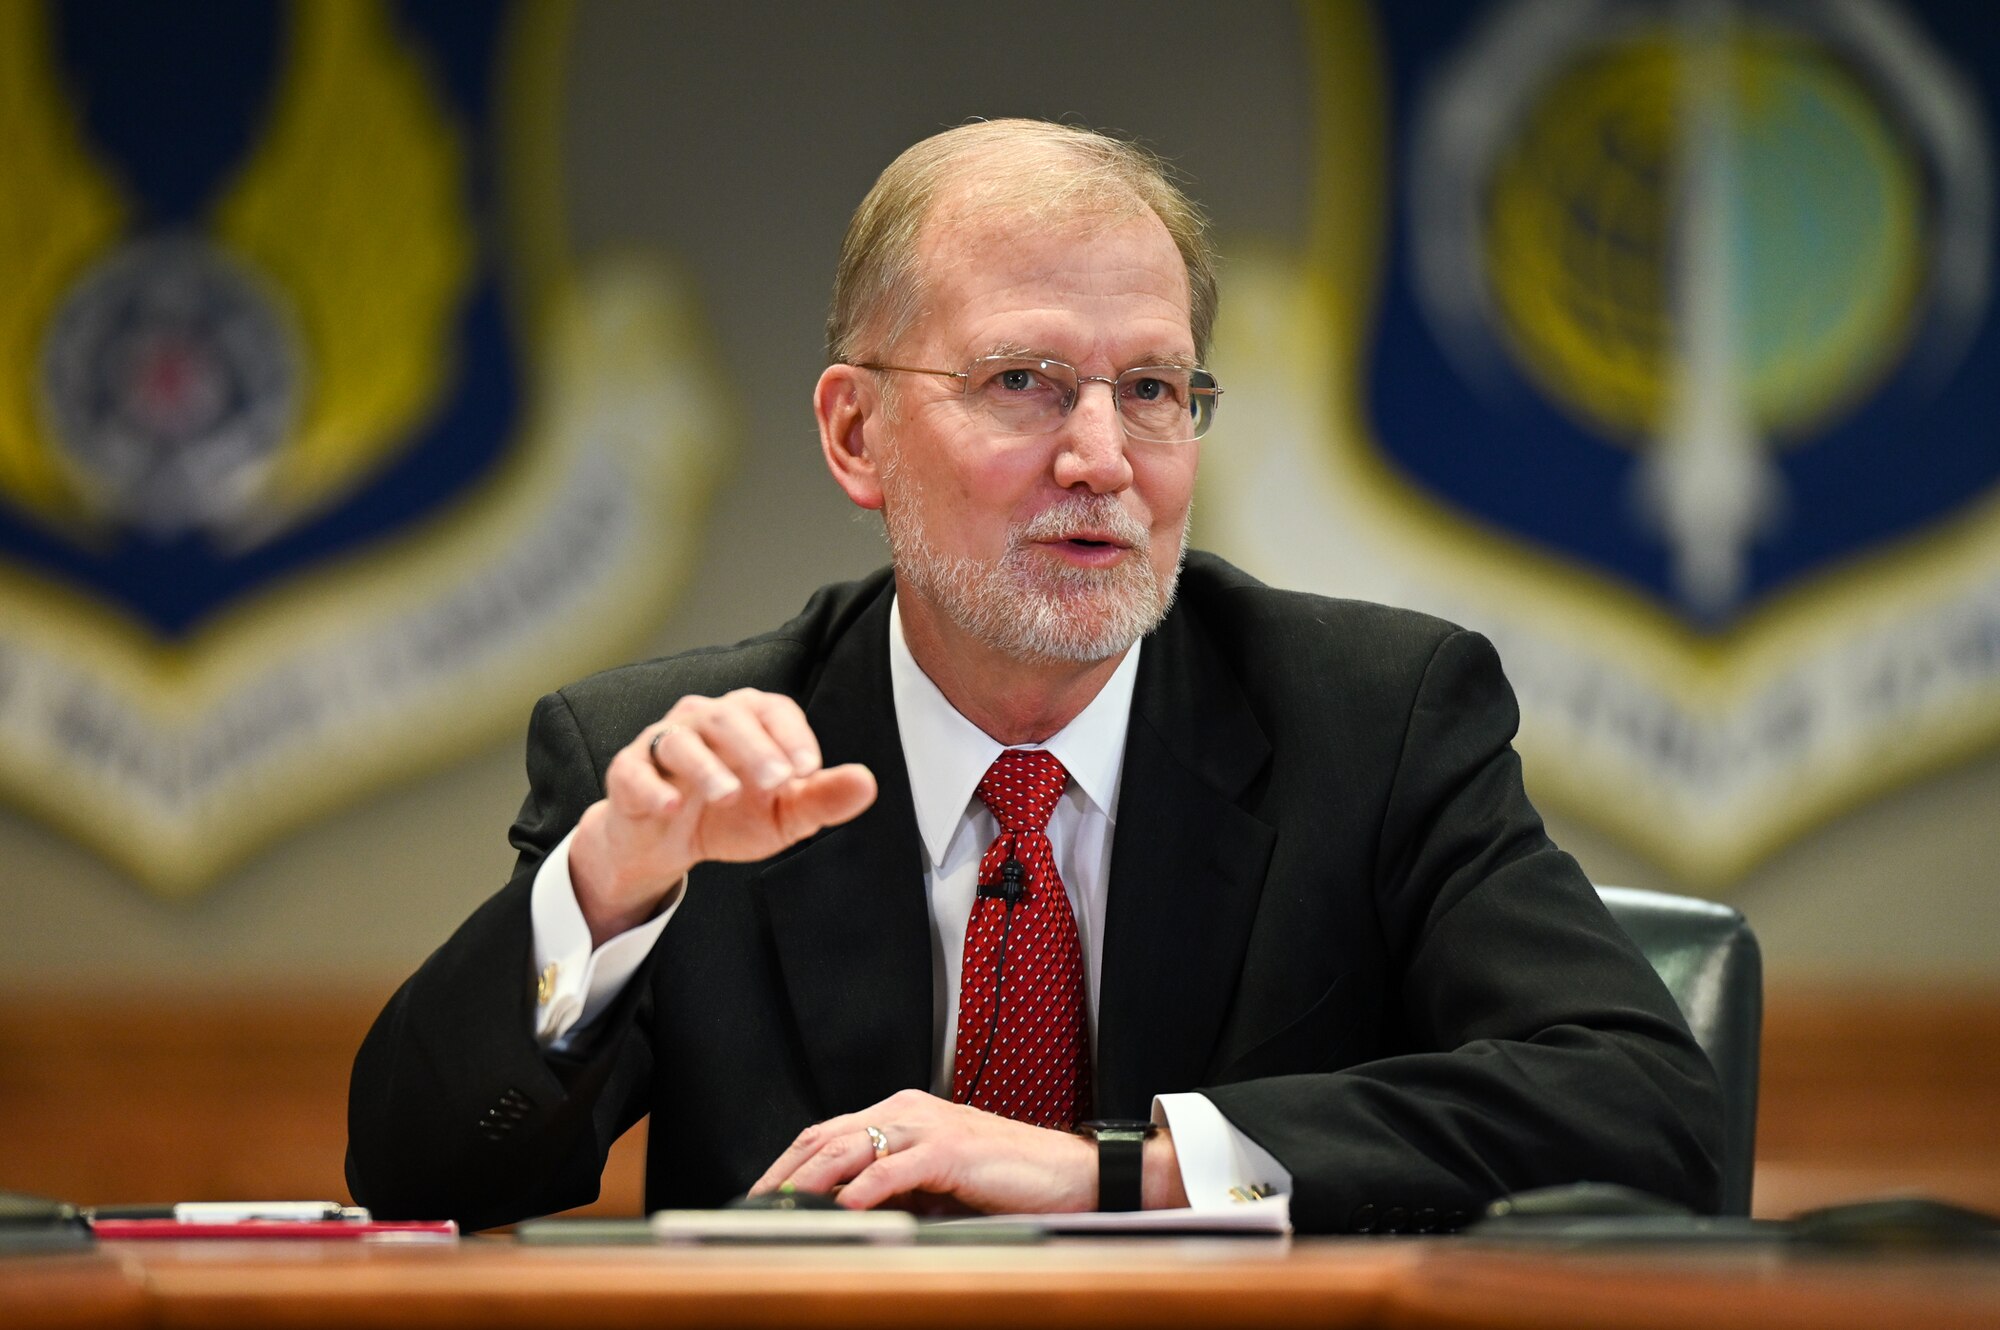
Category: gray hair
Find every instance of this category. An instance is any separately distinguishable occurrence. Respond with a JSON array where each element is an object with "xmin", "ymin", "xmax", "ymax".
[{"xmin": 826, "ymin": 119, "xmax": 1218, "ymax": 365}]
